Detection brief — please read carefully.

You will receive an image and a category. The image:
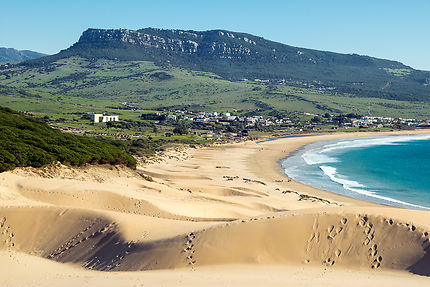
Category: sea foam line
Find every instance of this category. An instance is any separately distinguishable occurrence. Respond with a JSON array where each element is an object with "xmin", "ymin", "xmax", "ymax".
[
  {"xmin": 302, "ymin": 134, "xmax": 430, "ymax": 165},
  {"xmin": 320, "ymin": 165, "xmax": 430, "ymax": 210},
  {"xmin": 319, "ymin": 134, "xmax": 430, "ymax": 154}
]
